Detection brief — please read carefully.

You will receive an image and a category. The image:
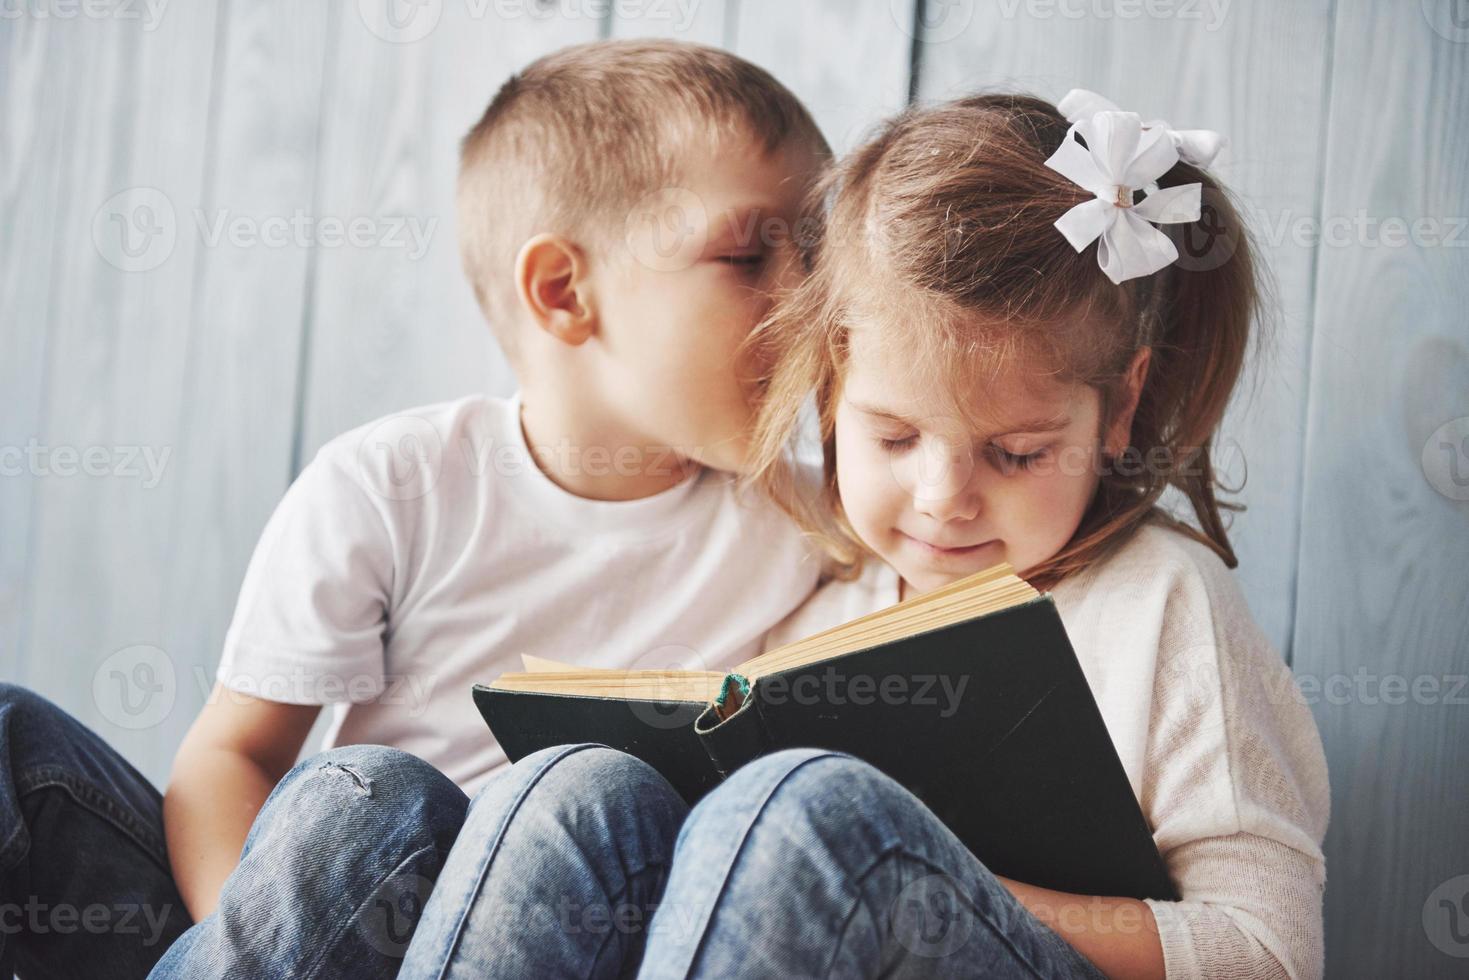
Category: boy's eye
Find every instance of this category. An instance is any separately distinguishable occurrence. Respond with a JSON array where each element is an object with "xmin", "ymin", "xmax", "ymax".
[{"xmin": 719, "ymin": 253, "xmax": 765, "ymax": 269}]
